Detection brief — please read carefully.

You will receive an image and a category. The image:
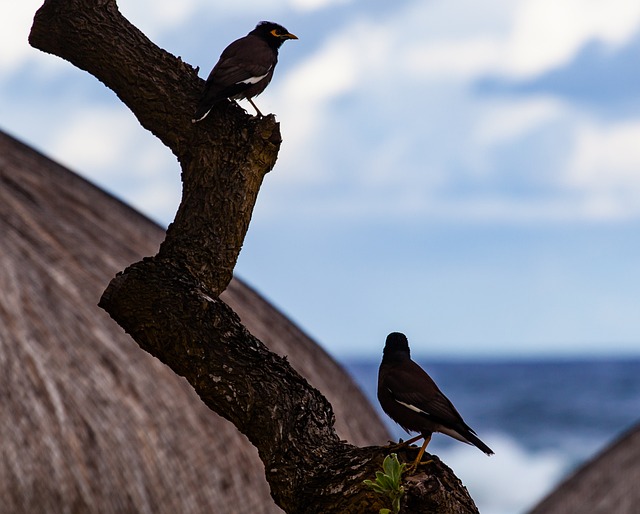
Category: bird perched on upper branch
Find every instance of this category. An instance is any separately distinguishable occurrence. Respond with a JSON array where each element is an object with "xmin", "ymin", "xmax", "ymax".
[
  {"xmin": 192, "ymin": 21, "xmax": 298, "ymax": 122},
  {"xmin": 377, "ymin": 332, "xmax": 494, "ymax": 469}
]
